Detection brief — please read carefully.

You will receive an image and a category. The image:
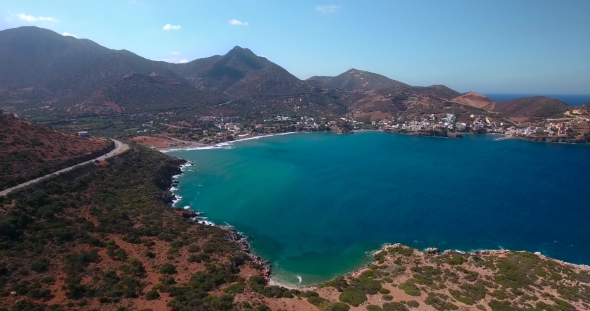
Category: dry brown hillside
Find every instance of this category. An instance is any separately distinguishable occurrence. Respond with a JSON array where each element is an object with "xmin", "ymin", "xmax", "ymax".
[
  {"xmin": 492, "ymin": 96, "xmax": 570, "ymax": 120},
  {"xmin": 452, "ymin": 92, "xmax": 496, "ymax": 110},
  {"xmin": 0, "ymin": 113, "xmax": 113, "ymax": 190}
]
